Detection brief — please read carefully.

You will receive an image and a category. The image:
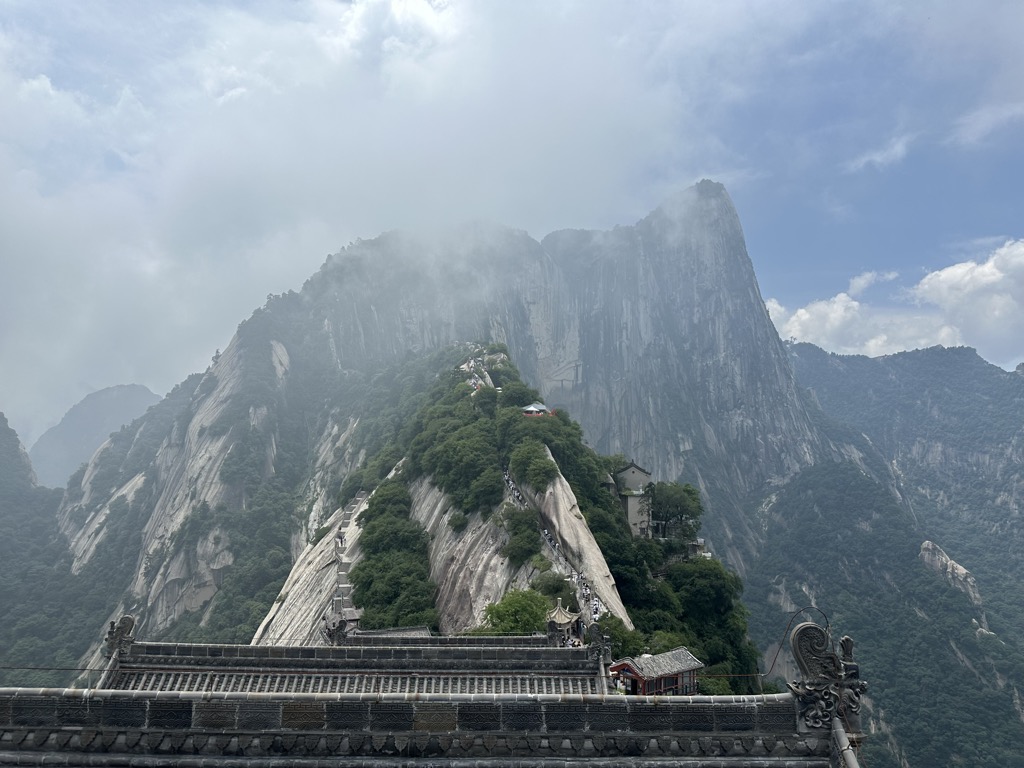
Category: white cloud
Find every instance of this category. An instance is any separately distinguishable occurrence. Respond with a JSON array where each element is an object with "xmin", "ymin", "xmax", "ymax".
[
  {"xmin": 844, "ymin": 133, "xmax": 915, "ymax": 172},
  {"xmin": 910, "ymin": 239, "xmax": 1024, "ymax": 366},
  {"xmin": 951, "ymin": 102, "xmax": 1024, "ymax": 145},
  {"xmin": 848, "ymin": 270, "xmax": 898, "ymax": 297},
  {"xmin": 3, "ymin": 0, "xmax": 1024, "ymax": 444},
  {"xmin": 768, "ymin": 292, "xmax": 961, "ymax": 358},
  {"xmin": 769, "ymin": 241, "xmax": 1024, "ymax": 368},
  {"xmin": 0, "ymin": 0, "xmax": 840, "ymax": 442}
]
